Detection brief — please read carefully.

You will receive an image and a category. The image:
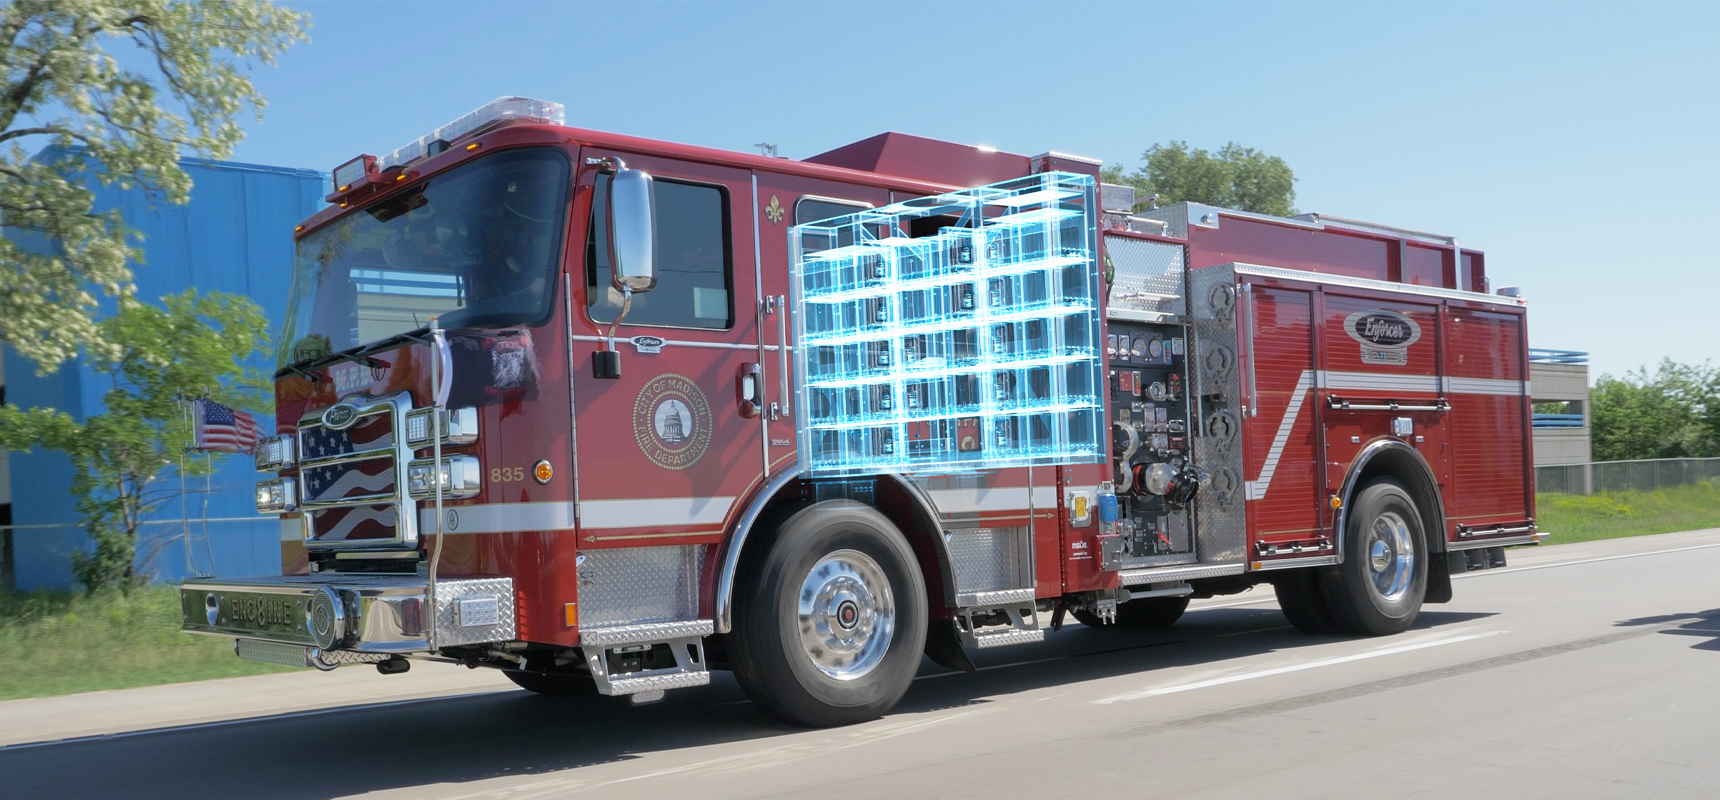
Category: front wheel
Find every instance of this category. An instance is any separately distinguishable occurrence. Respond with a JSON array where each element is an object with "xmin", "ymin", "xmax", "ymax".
[
  {"xmin": 1320, "ymin": 479, "xmax": 1428, "ymax": 635},
  {"xmin": 729, "ymin": 500, "xmax": 928, "ymax": 727}
]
